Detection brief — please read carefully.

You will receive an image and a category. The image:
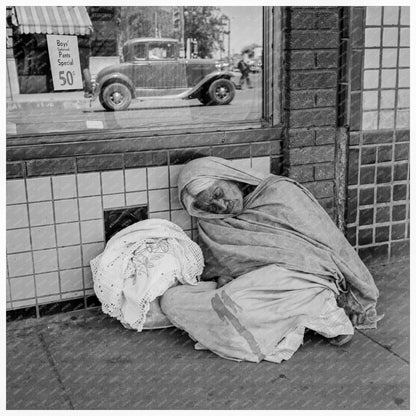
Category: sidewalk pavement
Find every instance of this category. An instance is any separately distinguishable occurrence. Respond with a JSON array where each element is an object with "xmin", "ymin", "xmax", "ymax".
[{"xmin": 6, "ymin": 255, "xmax": 410, "ymax": 410}]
